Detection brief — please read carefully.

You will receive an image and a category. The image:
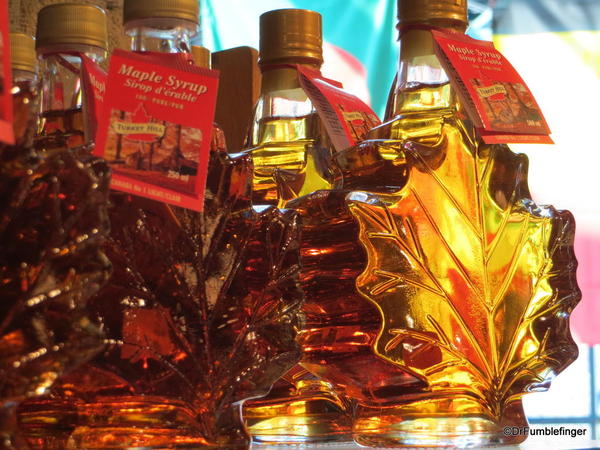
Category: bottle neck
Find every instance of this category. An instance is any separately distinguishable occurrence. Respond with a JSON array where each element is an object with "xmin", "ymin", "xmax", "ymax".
[
  {"xmin": 260, "ymin": 62, "xmax": 320, "ymax": 95},
  {"xmin": 11, "ymin": 70, "xmax": 38, "ymax": 147},
  {"xmin": 246, "ymin": 60, "xmax": 336, "ymax": 207},
  {"xmin": 36, "ymin": 45, "xmax": 105, "ymax": 145},
  {"xmin": 388, "ymin": 23, "xmax": 466, "ymax": 119},
  {"xmin": 38, "ymin": 48, "xmax": 104, "ymax": 115},
  {"xmin": 254, "ymin": 62, "xmax": 321, "ymax": 121},
  {"xmin": 125, "ymin": 19, "xmax": 196, "ymax": 54}
]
